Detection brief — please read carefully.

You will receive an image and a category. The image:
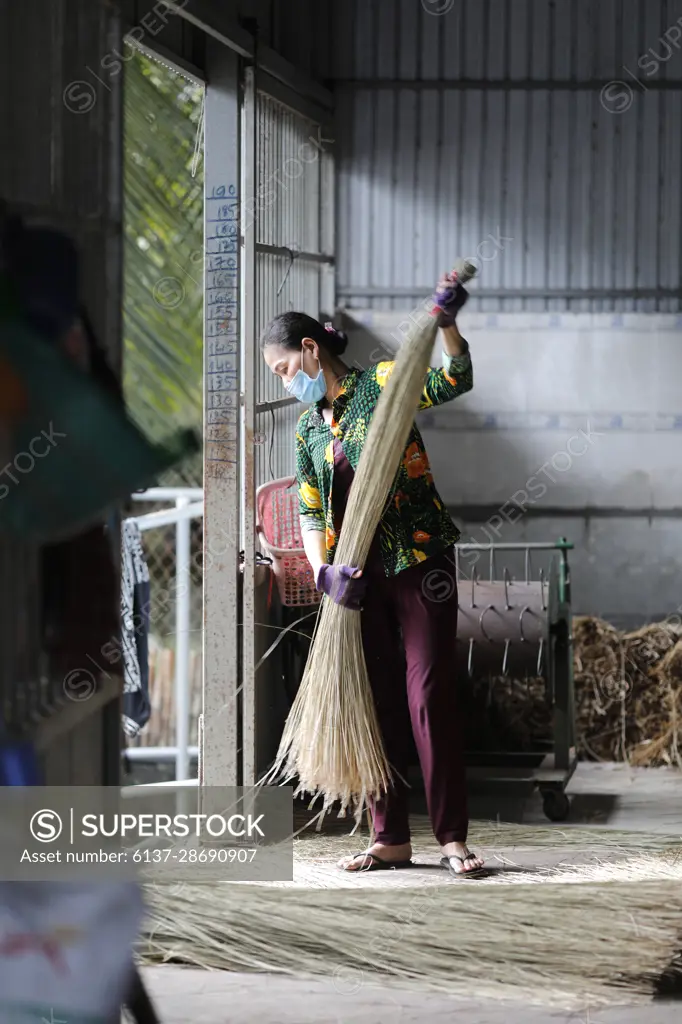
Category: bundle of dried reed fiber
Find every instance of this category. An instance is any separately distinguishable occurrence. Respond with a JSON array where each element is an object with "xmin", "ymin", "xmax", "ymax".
[
  {"xmin": 573, "ymin": 616, "xmax": 682, "ymax": 766},
  {"xmin": 265, "ymin": 280, "xmax": 469, "ymax": 820},
  {"xmin": 139, "ymin": 879, "xmax": 682, "ymax": 1009},
  {"xmin": 454, "ymin": 616, "xmax": 682, "ymax": 764}
]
